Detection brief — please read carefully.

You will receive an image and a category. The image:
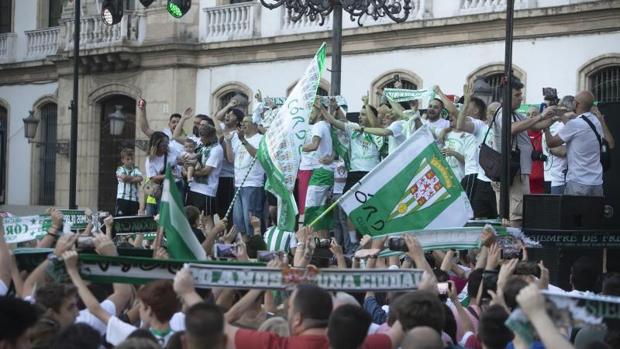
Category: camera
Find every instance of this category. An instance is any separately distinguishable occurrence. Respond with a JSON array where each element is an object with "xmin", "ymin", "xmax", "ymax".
[
  {"xmin": 437, "ymin": 282, "xmax": 451, "ymax": 295},
  {"xmin": 531, "ymin": 150, "xmax": 548, "ymax": 162},
  {"xmin": 315, "ymin": 238, "xmax": 332, "ymax": 249},
  {"xmin": 542, "ymin": 87, "xmax": 559, "ymax": 105},
  {"xmin": 497, "ymin": 236, "xmax": 522, "ymax": 260},
  {"xmin": 387, "ymin": 236, "xmax": 408, "ymax": 252}
]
